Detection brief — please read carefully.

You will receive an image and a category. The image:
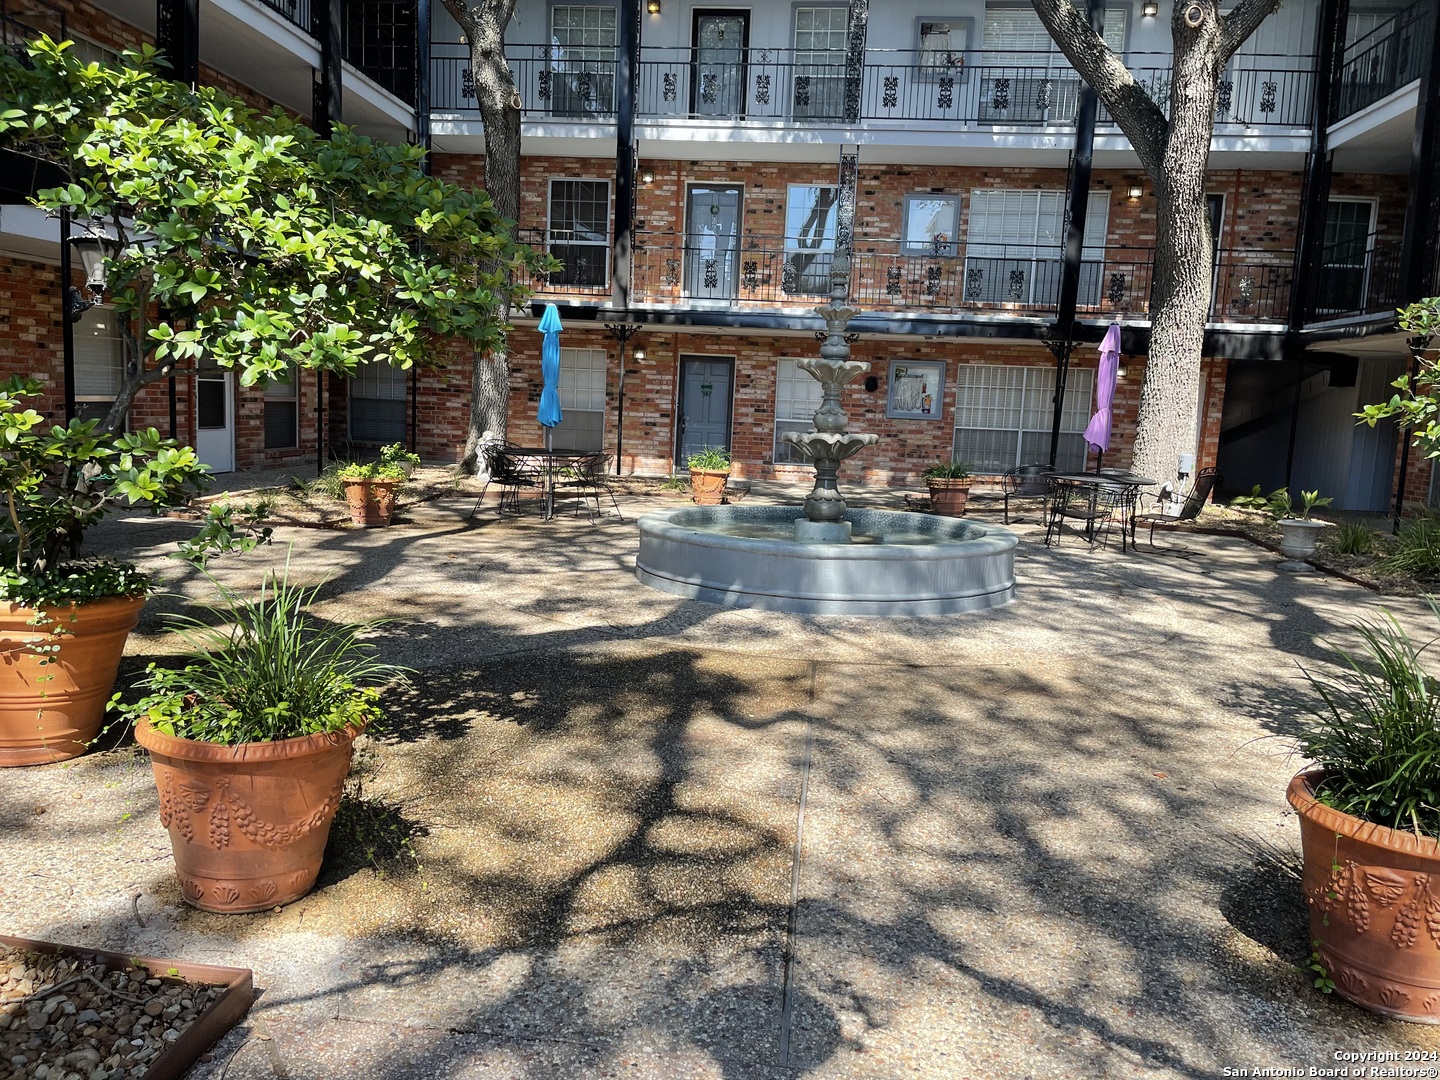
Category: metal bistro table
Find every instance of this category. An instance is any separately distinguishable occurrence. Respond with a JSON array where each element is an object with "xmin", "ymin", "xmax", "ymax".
[
  {"xmin": 505, "ymin": 446, "xmax": 593, "ymax": 521},
  {"xmin": 1045, "ymin": 470, "xmax": 1158, "ymax": 551}
]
